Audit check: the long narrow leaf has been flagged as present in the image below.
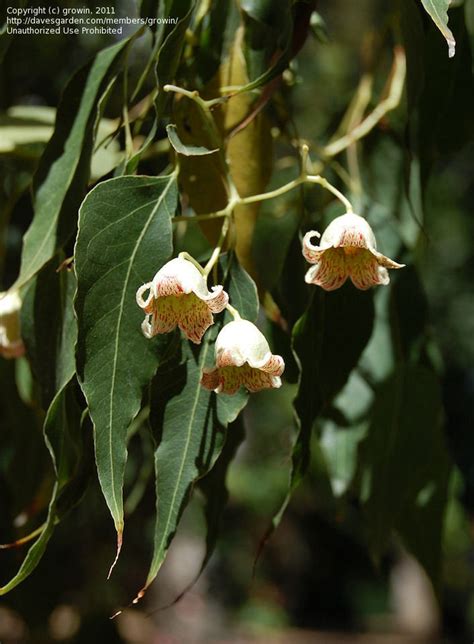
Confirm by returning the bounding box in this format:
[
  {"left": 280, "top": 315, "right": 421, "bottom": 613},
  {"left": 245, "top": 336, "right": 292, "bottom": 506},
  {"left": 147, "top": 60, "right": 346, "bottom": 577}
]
[{"left": 75, "top": 174, "right": 177, "bottom": 567}]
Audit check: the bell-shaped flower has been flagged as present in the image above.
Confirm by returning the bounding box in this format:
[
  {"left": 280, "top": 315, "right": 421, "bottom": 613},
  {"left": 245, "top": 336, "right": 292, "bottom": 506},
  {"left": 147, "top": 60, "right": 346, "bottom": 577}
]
[
  {"left": 136, "top": 256, "right": 228, "bottom": 344},
  {"left": 201, "top": 319, "right": 285, "bottom": 395},
  {"left": 0, "top": 290, "right": 25, "bottom": 359},
  {"left": 302, "top": 213, "right": 404, "bottom": 291}
]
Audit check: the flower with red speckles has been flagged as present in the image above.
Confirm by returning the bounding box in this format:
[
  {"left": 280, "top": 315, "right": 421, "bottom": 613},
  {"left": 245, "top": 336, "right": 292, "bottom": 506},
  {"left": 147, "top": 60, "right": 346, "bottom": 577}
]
[
  {"left": 136, "top": 256, "right": 228, "bottom": 344},
  {"left": 0, "top": 290, "right": 25, "bottom": 359},
  {"left": 201, "top": 319, "right": 285, "bottom": 395},
  {"left": 302, "top": 213, "right": 404, "bottom": 291}
]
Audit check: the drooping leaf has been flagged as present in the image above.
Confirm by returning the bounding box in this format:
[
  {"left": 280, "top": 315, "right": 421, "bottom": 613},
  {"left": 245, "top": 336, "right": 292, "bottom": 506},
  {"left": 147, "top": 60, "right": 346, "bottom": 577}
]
[
  {"left": 241, "top": 0, "right": 292, "bottom": 81},
  {"left": 133, "top": 0, "right": 194, "bottom": 102},
  {"left": 221, "top": 252, "right": 259, "bottom": 324},
  {"left": 0, "top": 485, "right": 57, "bottom": 596},
  {"left": 253, "top": 200, "right": 300, "bottom": 291},
  {"left": 320, "top": 370, "right": 374, "bottom": 497},
  {"left": 227, "top": 0, "right": 314, "bottom": 96},
  {"left": 134, "top": 256, "right": 258, "bottom": 602},
  {"left": 118, "top": 116, "right": 158, "bottom": 176},
  {"left": 0, "top": 360, "right": 48, "bottom": 519},
  {"left": 195, "top": 0, "right": 234, "bottom": 85},
  {"left": 14, "top": 35, "right": 135, "bottom": 291},
  {"left": 75, "top": 174, "right": 177, "bottom": 555},
  {"left": 198, "top": 415, "right": 246, "bottom": 573},
  {"left": 358, "top": 365, "right": 451, "bottom": 589},
  {"left": 0, "top": 378, "right": 83, "bottom": 595},
  {"left": 166, "top": 124, "right": 218, "bottom": 156},
  {"left": 21, "top": 259, "right": 77, "bottom": 409},
  {"left": 418, "top": 7, "right": 474, "bottom": 184},
  {"left": 420, "top": 0, "right": 456, "bottom": 58},
  {"left": 272, "top": 284, "right": 374, "bottom": 530},
  {"left": 154, "top": 1, "right": 195, "bottom": 115},
  {"left": 159, "top": 414, "right": 246, "bottom": 609}
]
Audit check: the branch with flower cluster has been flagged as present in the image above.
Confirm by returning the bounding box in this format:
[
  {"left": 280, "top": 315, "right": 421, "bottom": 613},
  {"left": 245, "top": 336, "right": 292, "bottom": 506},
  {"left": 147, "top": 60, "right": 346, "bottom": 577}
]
[{"left": 134, "top": 51, "right": 407, "bottom": 397}]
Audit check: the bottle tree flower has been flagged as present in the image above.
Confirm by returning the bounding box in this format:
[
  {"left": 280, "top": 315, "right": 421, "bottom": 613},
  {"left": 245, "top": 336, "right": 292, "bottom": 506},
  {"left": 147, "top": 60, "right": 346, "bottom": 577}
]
[
  {"left": 302, "top": 213, "right": 404, "bottom": 291},
  {"left": 201, "top": 319, "right": 285, "bottom": 395},
  {"left": 136, "top": 256, "right": 228, "bottom": 344},
  {"left": 0, "top": 290, "right": 25, "bottom": 359}
]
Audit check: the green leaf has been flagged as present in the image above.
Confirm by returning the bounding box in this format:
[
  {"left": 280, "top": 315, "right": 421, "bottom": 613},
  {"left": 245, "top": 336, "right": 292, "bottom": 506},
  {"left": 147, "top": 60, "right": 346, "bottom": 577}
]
[
  {"left": 253, "top": 206, "right": 300, "bottom": 291},
  {"left": 420, "top": 0, "right": 456, "bottom": 57},
  {"left": 14, "top": 36, "right": 134, "bottom": 291},
  {"left": 198, "top": 415, "right": 246, "bottom": 573},
  {"left": 118, "top": 116, "right": 158, "bottom": 176},
  {"left": 166, "top": 124, "right": 218, "bottom": 156},
  {"left": 133, "top": 0, "right": 194, "bottom": 102},
  {"left": 0, "top": 379, "right": 83, "bottom": 595},
  {"left": 0, "top": 360, "right": 48, "bottom": 518},
  {"left": 231, "top": 0, "right": 313, "bottom": 96},
  {"left": 359, "top": 365, "right": 451, "bottom": 588},
  {"left": 0, "top": 485, "right": 57, "bottom": 596},
  {"left": 272, "top": 285, "right": 374, "bottom": 529},
  {"left": 320, "top": 371, "right": 374, "bottom": 497},
  {"left": 141, "top": 338, "right": 223, "bottom": 598},
  {"left": 135, "top": 257, "right": 258, "bottom": 601},
  {"left": 21, "top": 260, "right": 77, "bottom": 409},
  {"left": 160, "top": 415, "right": 246, "bottom": 609},
  {"left": 195, "top": 0, "right": 233, "bottom": 85},
  {"left": 74, "top": 174, "right": 177, "bottom": 556},
  {"left": 221, "top": 252, "right": 259, "bottom": 324},
  {"left": 155, "top": 1, "right": 195, "bottom": 114},
  {"left": 418, "top": 7, "right": 474, "bottom": 183},
  {"left": 241, "top": 0, "right": 292, "bottom": 81}
]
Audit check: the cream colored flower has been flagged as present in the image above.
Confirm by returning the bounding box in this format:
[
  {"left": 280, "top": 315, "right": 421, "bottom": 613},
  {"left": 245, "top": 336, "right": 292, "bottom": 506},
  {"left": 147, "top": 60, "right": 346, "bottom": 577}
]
[
  {"left": 136, "top": 256, "right": 228, "bottom": 344},
  {"left": 201, "top": 319, "right": 285, "bottom": 395},
  {"left": 302, "top": 213, "right": 404, "bottom": 291},
  {"left": 0, "top": 290, "right": 25, "bottom": 359}
]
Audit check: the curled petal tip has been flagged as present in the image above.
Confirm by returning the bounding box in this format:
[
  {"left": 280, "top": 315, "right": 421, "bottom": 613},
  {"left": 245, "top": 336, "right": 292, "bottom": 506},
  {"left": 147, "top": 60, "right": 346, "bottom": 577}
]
[
  {"left": 136, "top": 256, "right": 228, "bottom": 343},
  {"left": 202, "top": 320, "right": 285, "bottom": 395},
  {"left": 302, "top": 214, "right": 404, "bottom": 291}
]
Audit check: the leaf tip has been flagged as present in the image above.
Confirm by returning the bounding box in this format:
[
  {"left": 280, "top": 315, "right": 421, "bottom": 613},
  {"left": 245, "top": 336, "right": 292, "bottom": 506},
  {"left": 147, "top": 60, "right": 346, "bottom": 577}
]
[
  {"left": 448, "top": 38, "right": 456, "bottom": 58},
  {"left": 107, "top": 530, "right": 123, "bottom": 580},
  {"left": 132, "top": 588, "right": 146, "bottom": 604}
]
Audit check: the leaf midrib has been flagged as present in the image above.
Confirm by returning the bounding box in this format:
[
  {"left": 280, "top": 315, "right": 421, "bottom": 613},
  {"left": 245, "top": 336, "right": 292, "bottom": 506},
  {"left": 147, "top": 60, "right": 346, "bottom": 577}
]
[
  {"left": 103, "top": 176, "right": 174, "bottom": 525},
  {"left": 149, "top": 341, "right": 211, "bottom": 581}
]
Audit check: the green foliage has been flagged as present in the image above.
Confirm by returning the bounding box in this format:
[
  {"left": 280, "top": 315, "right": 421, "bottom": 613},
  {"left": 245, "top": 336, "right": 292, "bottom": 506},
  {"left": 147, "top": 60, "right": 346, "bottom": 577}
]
[
  {"left": 75, "top": 175, "right": 177, "bottom": 543},
  {"left": 0, "top": 1, "right": 471, "bottom": 633},
  {"left": 15, "top": 36, "right": 135, "bottom": 290}
]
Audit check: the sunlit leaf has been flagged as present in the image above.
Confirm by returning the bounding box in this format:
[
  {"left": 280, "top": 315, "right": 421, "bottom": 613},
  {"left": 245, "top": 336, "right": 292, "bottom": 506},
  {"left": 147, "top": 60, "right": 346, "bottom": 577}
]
[{"left": 75, "top": 174, "right": 177, "bottom": 558}]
